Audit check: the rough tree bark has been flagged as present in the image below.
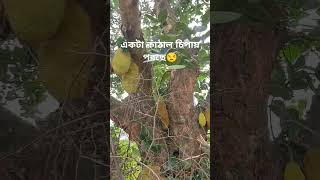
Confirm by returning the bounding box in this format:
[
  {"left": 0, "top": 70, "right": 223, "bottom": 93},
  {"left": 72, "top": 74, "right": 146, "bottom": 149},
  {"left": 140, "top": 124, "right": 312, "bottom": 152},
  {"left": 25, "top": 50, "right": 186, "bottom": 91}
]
[{"left": 212, "top": 19, "right": 285, "bottom": 180}]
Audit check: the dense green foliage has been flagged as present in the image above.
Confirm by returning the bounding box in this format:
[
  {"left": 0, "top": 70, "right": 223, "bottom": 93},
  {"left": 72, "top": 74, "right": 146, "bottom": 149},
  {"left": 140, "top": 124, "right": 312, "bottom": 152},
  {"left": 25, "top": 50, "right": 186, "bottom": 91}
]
[{"left": 0, "top": 35, "right": 45, "bottom": 116}]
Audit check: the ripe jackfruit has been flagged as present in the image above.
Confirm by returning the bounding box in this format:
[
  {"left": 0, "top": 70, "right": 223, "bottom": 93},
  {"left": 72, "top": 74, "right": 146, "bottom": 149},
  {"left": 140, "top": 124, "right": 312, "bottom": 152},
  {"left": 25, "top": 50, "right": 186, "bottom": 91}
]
[
  {"left": 304, "top": 148, "right": 320, "bottom": 180},
  {"left": 37, "top": 1, "right": 92, "bottom": 101},
  {"left": 3, "top": 0, "right": 65, "bottom": 43},
  {"left": 204, "top": 108, "right": 210, "bottom": 128},
  {"left": 111, "top": 48, "right": 132, "bottom": 75},
  {"left": 198, "top": 112, "right": 206, "bottom": 127},
  {"left": 284, "top": 161, "right": 305, "bottom": 180},
  {"left": 121, "top": 62, "right": 139, "bottom": 93},
  {"left": 157, "top": 97, "right": 169, "bottom": 129}
]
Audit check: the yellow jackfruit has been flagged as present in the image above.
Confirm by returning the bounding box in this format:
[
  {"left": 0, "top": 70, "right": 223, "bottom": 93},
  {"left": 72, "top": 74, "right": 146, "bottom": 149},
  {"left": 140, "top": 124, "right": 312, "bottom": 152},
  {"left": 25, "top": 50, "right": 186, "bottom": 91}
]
[
  {"left": 3, "top": 0, "right": 65, "bottom": 43},
  {"left": 157, "top": 97, "right": 169, "bottom": 129},
  {"left": 198, "top": 112, "right": 206, "bottom": 127},
  {"left": 37, "top": 1, "right": 92, "bottom": 101},
  {"left": 111, "top": 48, "right": 132, "bottom": 75},
  {"left": 204, "top": 108, "right": 210, "bottom": 128},
  {"left": 121, "top": 62, "right": 139, "bottom": 93},
  {"left": 304, "top": 148, "right": 320, "bottom": 180},
  {"left": 284, "top": 161, "right": 305, "bottom": 180}
]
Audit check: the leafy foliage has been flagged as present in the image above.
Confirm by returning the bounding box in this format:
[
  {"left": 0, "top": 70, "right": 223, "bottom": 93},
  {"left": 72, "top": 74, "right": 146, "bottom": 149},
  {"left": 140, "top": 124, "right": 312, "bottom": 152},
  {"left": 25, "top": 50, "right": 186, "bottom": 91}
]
[
  {"left": 111, "top": 124, "right": 141, "bottom": 179},
  {"left": 264, "top": 1, "right": 320, "bottom": 175},
  {"left": 0, "top": 36, "right": 46, "bottom": 116}
]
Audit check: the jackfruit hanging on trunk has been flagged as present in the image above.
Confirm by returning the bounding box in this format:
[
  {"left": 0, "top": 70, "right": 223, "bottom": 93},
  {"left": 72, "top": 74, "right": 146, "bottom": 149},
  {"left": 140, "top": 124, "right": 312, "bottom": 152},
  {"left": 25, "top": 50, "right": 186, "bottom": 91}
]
[
  {"left": 37, "top": 0, "right": 92, "bottom": 101},
  {"left": 3, "top": 0, "right": 65, "bottom": 43}
]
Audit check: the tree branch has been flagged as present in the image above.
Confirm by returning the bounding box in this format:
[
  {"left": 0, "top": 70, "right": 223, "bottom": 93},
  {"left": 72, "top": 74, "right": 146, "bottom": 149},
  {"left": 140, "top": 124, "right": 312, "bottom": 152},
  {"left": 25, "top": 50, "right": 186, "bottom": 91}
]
[
  {"left": 118, "top": 0, "right": 152, "bottom": 96},
  {"left": 110, "top": 95, "right": 154, "bottom": 141},
  {"left": 167, "top": 65, "right": 203, "bottom": 158}
]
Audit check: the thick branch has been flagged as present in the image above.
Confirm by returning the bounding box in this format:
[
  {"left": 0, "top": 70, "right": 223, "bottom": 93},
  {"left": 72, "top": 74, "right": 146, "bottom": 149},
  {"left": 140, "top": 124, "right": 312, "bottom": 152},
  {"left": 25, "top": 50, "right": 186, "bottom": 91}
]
[
  {"left": 110, "top": 96, "right": 145, "bottom": 140},
  {"left": 110, "top": 96, "right": 135, "bottom": 135},
  {"left": 167, "top": 66, "right": 203, "bottom": 158}
]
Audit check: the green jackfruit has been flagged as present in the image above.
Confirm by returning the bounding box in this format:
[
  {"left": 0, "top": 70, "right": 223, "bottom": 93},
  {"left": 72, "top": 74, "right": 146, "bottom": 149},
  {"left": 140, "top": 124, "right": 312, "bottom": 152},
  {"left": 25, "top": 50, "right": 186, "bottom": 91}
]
[
  {"left": 37, "top": 1, "right": 92, "bottom": 101},
  {"left": 121, "top": 62, "right": 139, "bottom": 94},
  {"left": 284, "top": 161, "right": 305, "bottom": 180},
  {"left": 304, "top": 148, "right": 320, "bottom": 180},
  {"left": 198, "top": 112, "right": 206, "bottom": 127},
  {"left": 3, "top": 0, "right": 65, "bottom": 43},
  {"left": 111, "top": 48, "right": 132, "bottom": 75}
]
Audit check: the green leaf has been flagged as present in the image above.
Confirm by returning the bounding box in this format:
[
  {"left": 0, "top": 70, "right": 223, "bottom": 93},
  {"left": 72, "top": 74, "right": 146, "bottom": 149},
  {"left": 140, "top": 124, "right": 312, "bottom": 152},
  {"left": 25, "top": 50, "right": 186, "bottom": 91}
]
[
  {"left": 293, "top": 56, "right": 305, "bottom": 69},
  {"left": 175, "top": 22, "right": 193, "bottom": 37},
  {"left": 115, "top": 37, "right": 126, "bottom": 49},
  {"left": 289, "top": 70, "right": 309, "bottom": 90},
  {"left": 112, "top": 0, "right": 119, "bottom": 8},
  {"left": 179, "top": 48, "right": 192, "bottom": 58},
  {"left": 159, "top": 71, "right": 170, "bottom": 87},
  {"left": 297, "top": 100, "right": 306, "bottom": 111},
  {"left": 158, "top": 9, "right": 168, "bottom": 24},
  {"left": 212, "top": 11, "right": 242, "bottom": 24},
  {"left": 198, "top": 72, "right": 207, "bottom": 81},
  {"left": 270, "top": 84, "right": 293, "bottom": 100},
  {"left": 202, "top": 9, "right": 210, "bottom": 25},
  {"left": 150, "top": 144, "right": 161, "bottom": 154},
  {"left": 280, "top": 43, "right": 304, "bottom": 63},
  {"left": 271, "top": 63, "right": 286, "bottom": 85},
  {"left": 286, "top": 124, "right": 301, "bottom": 141},
  {"left": 270, "top": 100, "right": 286, "bottom": 118},
  {"left": 290, "top": 79, "right": 308, "bottom": 90},
  {"left": 160, "top": 34, "right": 178, "bottom": 42},
  {"left": 166, "top": 65, "right": 186, "bottom": 70},
  {"left": 145, "top": 14, "right": 158, "bottom": 23},
  {"left": 297, "top": 99, "right": 306, "bottom": 118},
  {"left": 287, "top": 107, "right": 300, "bottom": 122},
  {"left": 198, "top": 48, "right": 209, "bottom": 64}
]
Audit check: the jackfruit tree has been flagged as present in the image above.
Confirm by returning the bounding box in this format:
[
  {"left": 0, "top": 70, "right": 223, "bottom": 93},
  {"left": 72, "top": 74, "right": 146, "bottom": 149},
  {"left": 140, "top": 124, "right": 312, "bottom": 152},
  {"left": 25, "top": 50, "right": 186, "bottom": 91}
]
[{"left": 110, "top": 0, "right": 210, "bottom": 179}]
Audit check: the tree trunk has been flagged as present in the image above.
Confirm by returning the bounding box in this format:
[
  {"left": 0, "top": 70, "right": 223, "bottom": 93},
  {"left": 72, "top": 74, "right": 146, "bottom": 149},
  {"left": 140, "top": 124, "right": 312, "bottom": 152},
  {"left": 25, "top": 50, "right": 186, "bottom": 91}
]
[{"left": 213, "top": 23, "right": 284, "bottom": 179}]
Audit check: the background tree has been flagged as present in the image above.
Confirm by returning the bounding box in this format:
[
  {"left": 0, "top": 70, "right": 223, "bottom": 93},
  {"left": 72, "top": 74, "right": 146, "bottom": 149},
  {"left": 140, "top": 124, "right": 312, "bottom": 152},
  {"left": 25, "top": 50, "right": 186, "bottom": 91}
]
[
  {"left": 0, "top": 0, "right": 107, "bottom": 179},
  {"left": 213, "top": 0, "right": 320, "bottom": 179}
]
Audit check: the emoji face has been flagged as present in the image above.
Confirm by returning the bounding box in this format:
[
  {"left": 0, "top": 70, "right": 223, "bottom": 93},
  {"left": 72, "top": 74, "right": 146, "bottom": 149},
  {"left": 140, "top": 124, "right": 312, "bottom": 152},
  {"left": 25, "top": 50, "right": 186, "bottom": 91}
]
[{"left": 166, "top": 52, "right": 177, "bottom": 63}]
